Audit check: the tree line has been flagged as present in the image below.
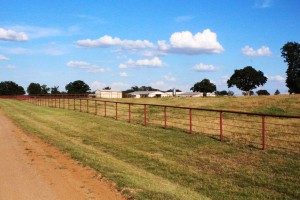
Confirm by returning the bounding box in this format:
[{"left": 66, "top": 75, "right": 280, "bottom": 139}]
[{"left": 1, "top": 42, "right": 299, "bottom": 96}]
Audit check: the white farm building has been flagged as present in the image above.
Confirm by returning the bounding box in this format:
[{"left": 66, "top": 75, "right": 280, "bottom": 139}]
[
  {"left": 128, "top": 91, "right": 169, "bottom": 98},
  {"left": 95, "top": 90, "right": 122, "bottom": 98}
]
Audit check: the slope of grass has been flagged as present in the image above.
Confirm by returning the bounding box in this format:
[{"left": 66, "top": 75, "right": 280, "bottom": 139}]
[{"left": 0, "top": 99, "right": 299, "bottom": 199}]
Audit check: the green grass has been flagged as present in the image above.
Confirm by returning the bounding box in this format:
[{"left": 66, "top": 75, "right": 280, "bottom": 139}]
[{"left": 0, "top": 99, "right": 299, "bottom": 199}]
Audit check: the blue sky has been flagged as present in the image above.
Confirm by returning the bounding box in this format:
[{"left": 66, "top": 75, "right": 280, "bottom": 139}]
[{"left": 0, "top": 0, "right": 299, "bottom": 94}]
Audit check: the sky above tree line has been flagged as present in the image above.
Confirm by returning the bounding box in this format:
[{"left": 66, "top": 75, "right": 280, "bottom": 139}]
[{"left": 0, "top": 0, "right": 299, "bottom": 94}]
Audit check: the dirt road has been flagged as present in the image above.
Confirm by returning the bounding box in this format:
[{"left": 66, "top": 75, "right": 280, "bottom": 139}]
[{"left": 0, "top": 111, "right": 125, "bottom": 200}]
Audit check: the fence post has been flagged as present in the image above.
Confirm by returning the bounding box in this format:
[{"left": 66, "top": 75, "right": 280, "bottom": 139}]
[
  {"left": 144, "top": 104, "right": 147, "bottom": 126},
  {"left": 87, "top": 99, "right": 89, "bottom": 113},
  {"left": 262, "top": 115, "right": 266, "bottom": 150},
  {"left": 55, "top": 97, "right": 57, "bottom": 108},
  {"left": 164, "top": 106, "right": 167, "bottom": 128},
  {"left": 189, "top": 109, "right": 192, "bottom": 134},
  {"left": 80, "top": 99, "right": 82, "bottom": 112},
  {"left": 116, "top": 102, "right": 118, "bottom": 120},
  {"left": 104, "top": 101, "right": 106, "bottom": 117},
  {"left": 95, "top": 100, "right": 97, "bottom": 115},
  {"left": 128, "top": 104, "right": 131, "bottom": 123},
  {"left": 58, "top": 97, "right": 60, "bottom": 108},
  {"left": 68, "top": 98, "right": 70, "bottom": 110},
  {"left": 63, "top": 97, "right": 65, "bottom": 109},
  {"left": 220, "top": 111, "right": 223, "bottom": 142}
]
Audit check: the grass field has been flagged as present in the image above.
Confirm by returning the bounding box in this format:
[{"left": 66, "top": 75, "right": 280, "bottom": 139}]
[{"left": 0, "top": 97, "right": 300, "bottom": 199}]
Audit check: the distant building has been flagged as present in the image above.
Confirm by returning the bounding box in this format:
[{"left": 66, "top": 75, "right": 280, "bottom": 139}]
[
  {"left": 176, "top": 92, "right": 216, "bottom": 97},
  {"left": 95, "top": 90, "right": 122, "bottom": 98},
  {"left": 128, "top": 91, "right": 170, "bottom": 98}
]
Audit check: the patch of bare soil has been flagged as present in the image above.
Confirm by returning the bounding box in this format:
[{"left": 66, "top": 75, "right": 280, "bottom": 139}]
[{"left": 0, "top": 111, "right": 125, "bottom": 200}]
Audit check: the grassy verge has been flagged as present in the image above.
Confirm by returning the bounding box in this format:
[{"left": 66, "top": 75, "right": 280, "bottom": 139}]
[{"left": 0, "top": 99, "right": 299, "bottom": 199}]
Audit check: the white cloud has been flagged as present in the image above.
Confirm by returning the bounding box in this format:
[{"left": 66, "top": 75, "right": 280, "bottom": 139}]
[
  {"left": 163, "top": 75, "right": 176, "bottom": 82},
  {"left": 192, "top": 63, "right": 219, "bottom": 72},
  {"left": 76, "top": 35, "right": 154, "bottom": 49},
  {"left": 0, "top": 65, "right": 16, "bottom": 69},
  {"left": 242, "top": 45, "right": 272, "bottom": 57},
  {"left": 175, "top": 15, "right": 195, "bottom": 22},
  {"left": 66, "top": 61, "right": 107, "bottom": 73},
  {"left": 6, "top": 25, "right": 63, "bottom": 39},
  {"left": 158, "top": 29, "right": 224, "bottom": 54},
  {"left": 120, "top": 72, "right": 128, "bottom": 77},
  {"left": 0, "top": 55, "right": 9, "bottom": 61},
  {"left": 91, "top": 81, "right": 106, "bottom": 90},
  {"left": 111, "top": 82, "right": 129, "bottom": 90},
  {"left": 119, "top": 57, "right": 165, "bottom": 68},
  {"left": 0, "top": 28, "right": 28, "bottom": 41},
  {"left": 255, "top": 0, "right": 272, "bottom": 8},
  {"left": 268, "top": 75, "right": 285, "bottom": 82}
]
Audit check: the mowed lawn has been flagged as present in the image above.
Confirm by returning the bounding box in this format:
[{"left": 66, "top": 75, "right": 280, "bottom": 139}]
[{"left": 0, "top": 98, "right": 299, "bottom": 199}]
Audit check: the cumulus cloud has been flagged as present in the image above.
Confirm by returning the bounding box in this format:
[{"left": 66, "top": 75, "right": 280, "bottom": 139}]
[
  {"left": 120, "top": 72, "right": 128, "bottom": 77},
  {"left": 0, "top": 28, "right": 28, "bottom": 41},
  {"left": 163, "top": 75, "right": 176, "bottom": 81},
  {"left": 158, "top": 29, "right": 224, "bottom": 54},
  {"left": 242, "top": 45, "right": 272, "bottom": 57},
  {"left": 119, "top": 57, "right": 165, "bottom": 68},
  {"left": 268, "top": 75, "right": 285, "bottom": 82},
  {"left": 175, "top": 15, "right": 195, "bottom": 22},
  {"left": 255, "top": 0, "right": 272, "bottom": 8},
  {"left": 91, "top": 81, "right": 107, "bottom": 90},
  {"left": 0, "top": 65, "right": 16, "bottom": 69},
  {"left": 192, "top": 63, "right": 219, "bottom": 72},
  {"left": 76, "top": 35, "right": 154, "bottom": 49},
  {"left": 0, "top": 55, "right": 9, "bottom": 61},
  {"left": 66, "top": 61, "right": 107, "bottom": 73}
]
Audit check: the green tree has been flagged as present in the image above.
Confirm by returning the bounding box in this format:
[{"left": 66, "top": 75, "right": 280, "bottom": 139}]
[
  {"left": 274, "top": 89, "right": 280, "bottom": 95},
  {"left": 216, "top": 90, "right": 228, "bottom": 96},
  {"left": 103, "top": 86, "right": 111, "bottom": 90},
  {"left": 51, "top": 86, "right": 60, "bottom": 94},
  {"left": 227, "top": 66, "right": 267, "bottom": 96},
  {"left": 65, "top": 80, "right": 90, "bottom": 94},
  {"left": 281, "top": 42, "right": 300, "bottom": 94},
  {"left": 0, "top": 81, "right": 25, "bottom": 95},
  {"left": 190, "top": 78, "right": 216, "bottom": 96},
  {"left": 41, "top": 84, "right": 50, "bottom": 94},
  {"left": 256, "top": 90, "right": 270, "bottom": 96},
  {"left": 27, "top": 83, "right": 42, "bottom": 95}
]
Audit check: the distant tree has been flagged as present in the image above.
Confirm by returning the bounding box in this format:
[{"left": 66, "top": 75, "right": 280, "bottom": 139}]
[
  {"left": 216, "top": 90, "right": 228, "bottom": 96},
  {"left": 274, "top": 89, "right": 280, "bottom": 95},
  {"left": 103, "top": 86, "right": 111, "bottom": 90},
  {"left": 242, "top": 91, "right": 254, "bottom": 96},
  {"left": 227, "top": 66, "right": 267, "bottom": 96},
  {"left": 51, "top": 86, "right": 60, "bottom": 94},
  {"left": 41, "top": 84, "right": 50, "bottom": 94},
  {"left": 281, "top": 42, "right": 300, "bottom": 94},
  {"left": 190, "top": 79, "right": 216, "bottom": 96},
  {"left": 257, "top": 90, "right": 270, "bottom": 96},
  {"left": 27, "top": 83, "right": 42, "bottom": 95},
  {"left": 65, "top": 80, "right": 90, "bottom": 94},
  {"left": 123, "top": 86, "right": 158, "bottom": 93},
  {"left": 0, "top": 81, "right": 25, "bottom": 95},
  {"left": 228, "top": 90, "right": 234, "bottom": 96},
  {"left": 166, "top": 89, "right": 182, "bottom": 92}
]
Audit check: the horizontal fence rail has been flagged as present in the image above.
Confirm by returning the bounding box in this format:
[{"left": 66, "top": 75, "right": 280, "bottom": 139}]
[{"left": 2, "top": 95, "right": 300, "bottom": 153}]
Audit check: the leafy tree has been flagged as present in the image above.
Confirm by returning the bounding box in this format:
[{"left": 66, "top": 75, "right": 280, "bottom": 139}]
[
  {"left": 0, "top": 81, "right": 25, "bottom": 95},
  {"left": 257, "top": 90, "right": 270, "bottom": 96},
  {"left": 227, "top": 66, "right": 267, "bottom": 96},
  {"left": 166, "top": 89, "right": 182, "bottom": 92},
  {"left": 103, "top": 86, "right": 111, "bottom": 90},
  {"left": 65, "top": 80, "right": 90, "bottom": 94},
  {"left": 27, "top": 83, "right": 42, "bottom": 95},
  {"left": 51, "top": 86, "right": 60, "bottom": 94},
  {"left": 41, "top": 84, "right": 50, "bottom": 94},
  {"left": 281, "top": 42, "right": 300, "bottom": 94},
  {"left": 274, "top": 89, "right": 280, "bottom": 95},
  {"left": 190, "top": 79, "right": 216, "bottom": 96},
  {"left": 123, "top": 86, "right": 158, "bottom": 93},
  {"left": 216, "top": 90, "right": 228, "bottom": 96},
  {"left": 242, "top": 91, "right": 254, "bottom": 96},
  {"left": 228, "top": 90, "right": 234, "bottom": 96}
]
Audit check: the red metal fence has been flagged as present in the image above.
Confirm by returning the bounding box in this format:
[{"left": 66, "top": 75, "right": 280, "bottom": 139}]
[{"left": 2, "top": 95, "right": 300, "bottom": 153}]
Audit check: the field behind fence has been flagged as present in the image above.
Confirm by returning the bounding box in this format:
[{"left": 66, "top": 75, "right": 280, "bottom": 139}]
[{"left": 22, "top": 95, "right": 300, "bottom": 153}]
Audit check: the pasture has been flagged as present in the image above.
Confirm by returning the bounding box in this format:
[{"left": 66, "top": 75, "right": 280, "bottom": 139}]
[{"left": 0, "top": 95, "right": 299, "bottom": 199}]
